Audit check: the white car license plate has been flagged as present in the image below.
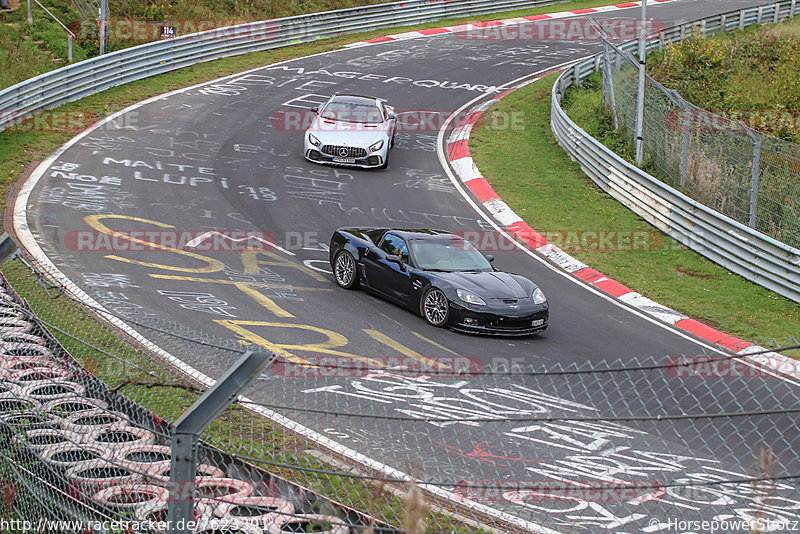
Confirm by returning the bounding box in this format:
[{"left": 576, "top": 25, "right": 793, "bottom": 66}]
[
  {"left": 333, "top": 157, "right": 356, "bottom": 163},
  {"left": 531, "top": 319, "right": 545, "bottom": 327}
]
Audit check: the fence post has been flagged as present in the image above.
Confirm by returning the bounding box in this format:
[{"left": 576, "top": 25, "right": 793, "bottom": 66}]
[
  {"left": 675, "top": 92, "right": 691, "bottom": 191},
  {"left": 603, "top": 43, "right": 619, "bottom": 130},
  {"left": 758, "top": 5, "right": 764, "bottom": 24},
  {"left": 67, "top": 34, "right": 73, "bottom": 62},
  {"left": 792, "top": 0, "right": 797, "bottom": 17},
  {"left": 741, "top": 124, "right": 762, "bottom": 229},
  {"left": 27, "top": 0, "right": 32, "bottom": 23},
  {"left": 167, "top": 351, "right": 272, "bottom": 533},
  {"left": 720, "top": 14, "right": 727, "bottom": 31},
  {"left": 740, "top": 9, "right": 746, "bottom": 29},
  {"left": 774, "top": 2, "right": 781, "bottom": 23}
]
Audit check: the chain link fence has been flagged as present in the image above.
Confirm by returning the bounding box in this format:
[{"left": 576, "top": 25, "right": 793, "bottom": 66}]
[
  {"left": 1, "top": 246, "right": 800, "bottom": 533},
  {"left": 601, "top": 39, "right": 800, "bottom": 249}
]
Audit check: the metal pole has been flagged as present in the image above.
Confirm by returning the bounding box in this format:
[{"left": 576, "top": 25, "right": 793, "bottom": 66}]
[
  {"left": 742, "top": 124, "right": 762, "bottom": 229},
  {"left": 0, "top": 233, "right": 18, "bottom": 264},
  {"left": 604, "top": 43, "right": 619, "bottom": 130},
  {"left": 27, "top": 0, "right": 32, "bottom": 23},
  {"left": 634, "top": 0, "right": 647, "bottom": 166},
  {"left": 677, "top": 92, "right": 691, "bottom": 191},
  {"left": 167, "top": 351, "right": 272, "bottom": 532},
  {"left": 67, "top": 34, "right": 73, "bottom": 62},
  {"left": 99, "top": 0, "right": 107, "bottom": 55}
]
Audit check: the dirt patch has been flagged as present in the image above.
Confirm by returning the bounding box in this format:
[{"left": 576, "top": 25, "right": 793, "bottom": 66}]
[
  {"left": 1, "top": 0, "right": 20, "bottom": 11},
  {"left": 675, "top": 267, "right": 719, "bottom": 280}
]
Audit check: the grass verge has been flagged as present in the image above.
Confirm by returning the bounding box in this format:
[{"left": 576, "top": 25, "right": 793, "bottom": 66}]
[{"left": 469, "top": 72, "right": 800, "bottom": 351}]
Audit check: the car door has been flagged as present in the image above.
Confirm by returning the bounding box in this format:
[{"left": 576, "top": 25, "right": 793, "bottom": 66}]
[{"left": 362, "top": 233, "right": 413, "bottom": 305}]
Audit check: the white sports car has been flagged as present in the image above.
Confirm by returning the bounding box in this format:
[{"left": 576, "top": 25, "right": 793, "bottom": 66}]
[{"left": 304, "top": 94, "right": 396, "bottom": 169}]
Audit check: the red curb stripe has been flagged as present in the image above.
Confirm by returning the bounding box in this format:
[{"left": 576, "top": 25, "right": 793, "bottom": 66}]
[
  {"left": 572, "top": 267, "right": 633, "bottom": 297},
  {"left": 459, "top": 111, "right": 484, "bottom": 127},
  {"left": 494, "top": 88, "right": 517, "bottom": 100},
  {"left": 470, "top": 20, "right": 504, "bottom": 27},
  {"left": 447, "top": 140, "right": 471, "bottom": 161},
  {"left": 417, "top": 28, "right": 451, "bottom": 35},
  {"left": 675, "top": 319, "right": 754, "bottom": 351},
  {"left": 467, "top": 178, "right": 500, "bottom": 203},
  {"left": 571, "top": 8, "right": 598, "bottom": 14},
  {"left": 365, "top": 36, "right": 395, "bottom": 43},
  {"left": 508, "top": 221, "right": 549, "bottom": 249},
  {"left": 524, "top": 14, "right": 553, "bottom": 20},
  {"left": 614, "top": 2, "right": 639, "bottom": 7}
]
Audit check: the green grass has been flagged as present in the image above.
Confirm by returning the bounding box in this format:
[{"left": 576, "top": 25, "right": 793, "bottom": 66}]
[{"left": 469, "top": 73, "right": 800, "bottom": 351}]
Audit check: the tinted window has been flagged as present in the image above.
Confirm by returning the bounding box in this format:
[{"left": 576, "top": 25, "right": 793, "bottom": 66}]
[
  {"left": 321, "top": 100, "right": 383, "bottom": 123},
  {"left": 409, "top": 238, "right": 491, "bottom": 272},
  {"left": 380, "top": 234, "right": 409, "bottom": 263}
]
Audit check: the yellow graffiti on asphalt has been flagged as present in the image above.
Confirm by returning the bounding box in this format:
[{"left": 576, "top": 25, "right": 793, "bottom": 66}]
[
  {"left": 214, "top": 320, "right": 387, "bottom": 367},
  {"left": 364, "top": 329, "right": 449, "bottom": 369},
  {"left": 242, "top": 250, "right": 326, "bottom": 282},
  {"left": 83, "top": 214, "right": 225, "bottom": 273}
]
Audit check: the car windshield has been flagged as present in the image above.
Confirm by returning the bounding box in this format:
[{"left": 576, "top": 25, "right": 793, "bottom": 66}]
[
  {"left": 410, "top": 238, "right": 492, "bottom": 272},
  {"left": 321, "top": 100, "right": 383, "bottom": 124}
]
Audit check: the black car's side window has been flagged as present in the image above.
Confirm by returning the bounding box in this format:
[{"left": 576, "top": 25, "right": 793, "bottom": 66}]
[{"left": 380, "top": 234, "right": 409, "bottom": 263}]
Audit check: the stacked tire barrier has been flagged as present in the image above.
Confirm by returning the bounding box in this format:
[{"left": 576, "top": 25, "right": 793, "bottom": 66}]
[
  {"left": 550, "top": 0, "right": 800, "bottom": 303},
  {"left": 0, "top": 268, "right": 388, "bottom": 533}
]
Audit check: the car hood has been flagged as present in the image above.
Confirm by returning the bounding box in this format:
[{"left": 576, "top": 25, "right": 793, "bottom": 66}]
[
  {"left": 307, "top": 116, "right": 387, "bottom": 147},
  {"left": 435, "top": 271, "right": 532, "bottom": 299}
]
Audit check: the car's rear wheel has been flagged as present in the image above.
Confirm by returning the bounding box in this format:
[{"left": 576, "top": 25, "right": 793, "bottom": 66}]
[
  {"left": 422, "top": 288, "right": 449, "bottom": 327},
  {"left": 333, "top": 250, "right": 359, "bottom": 289}
]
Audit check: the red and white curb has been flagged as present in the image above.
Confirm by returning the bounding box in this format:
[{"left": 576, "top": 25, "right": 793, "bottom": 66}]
[
  {"left": 444, "top": 74, "right": 800, "bottom": 379},
  {"left": 344, "top": 0, "right": 679, "bottom": 48}
]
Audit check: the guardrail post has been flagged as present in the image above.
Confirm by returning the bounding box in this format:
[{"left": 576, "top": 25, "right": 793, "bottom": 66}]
[
  {"left": 758, "top": 5, "right": 764, "bottom": 23},
  {"left": 774, "top": 2, "right": 781, "bottom": 23},
  {"left": 720, "top": 14, "right": 727, "bottom": 30},
  {"left": 0, "top": 233, "right": 18, "bottom": 264},
  {"left": 167, "top": 351, "right": 272, "bottom": 532},
  {"left": 741, "top": 124, "right": 762, "bottom": 229},
  {"left": 740, "top": 10, "right": 746, "bottom": 29},
  {"left": 792, "top": 0, "right": 797, "bottom": 17}
]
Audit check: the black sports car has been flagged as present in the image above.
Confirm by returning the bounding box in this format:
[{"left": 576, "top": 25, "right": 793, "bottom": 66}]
[{"left": 329, "top": 228, "right": 548, "bottom": 336}]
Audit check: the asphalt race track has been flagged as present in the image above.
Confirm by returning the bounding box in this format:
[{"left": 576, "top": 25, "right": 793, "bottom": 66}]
[{"left": 18, "top": 0, "right": 800, "bottom": 531}]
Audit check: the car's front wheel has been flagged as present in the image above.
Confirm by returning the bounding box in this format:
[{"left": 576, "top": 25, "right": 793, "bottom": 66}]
[
  {"left": 422, "top": 287, "right": 449, "bottom": 327},
  {"left": 333, "top": 250, "right": 359, "bottom": 289}
]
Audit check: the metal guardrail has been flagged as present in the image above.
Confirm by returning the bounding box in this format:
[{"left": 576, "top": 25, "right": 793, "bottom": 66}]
[
  {"left": 1, "top": 0, "right": 572, "bottom": 131},
  {"left": 551, "top": 0, "right": 800, "bottom": 303}
]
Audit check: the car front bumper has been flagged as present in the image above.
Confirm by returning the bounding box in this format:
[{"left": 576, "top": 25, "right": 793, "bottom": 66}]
[{"left": 447, "top": 301, "right": 549, "bottom": 336}]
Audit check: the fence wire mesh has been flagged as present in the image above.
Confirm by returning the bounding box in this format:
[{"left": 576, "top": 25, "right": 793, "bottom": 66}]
[
  {"left": 601, "top": 39, "right": 800, "bottom": 249},
  {"left": 2, "top": 249, "right": 800, "bottom": 533}
]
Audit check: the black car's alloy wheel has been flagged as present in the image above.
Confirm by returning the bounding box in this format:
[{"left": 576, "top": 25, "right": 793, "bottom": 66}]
[
  {"left": 333, "top": 250, "right": 359, "bottom": 289},
  {"left": 422, "top": 288, "right": 449, "bottom": 327}
]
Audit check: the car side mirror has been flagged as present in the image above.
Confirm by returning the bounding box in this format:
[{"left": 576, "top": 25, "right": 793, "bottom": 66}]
[
  {"left": 386, "top": 254, "right": 407, "bottom": 271},
  {"left": 311, "top": 106, "right": 319, "bottom": 113},
  {"left": 387, "top": 111, "right": 396, "bottom": 120},
  {"left": 484, "top": 254, "right": 495, "bottom": 263}
]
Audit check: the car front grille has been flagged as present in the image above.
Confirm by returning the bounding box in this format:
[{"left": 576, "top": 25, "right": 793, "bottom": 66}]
[{"left": 321, "top": 145, "right": 367, "bottom": 158}]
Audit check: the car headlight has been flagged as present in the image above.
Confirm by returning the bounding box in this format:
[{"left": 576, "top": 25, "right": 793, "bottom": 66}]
[
  {"left": 532, "top": 287, "right": 546, "bottom": 304},
  {"left": 308, "top": 133, "right": 321, "bottom": 147},
  {"left": 369, "top": 140, "right": 384, "bottom": 152},
  {"left": 457, "top": 288, "right": 486, "bottom": 306}
]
